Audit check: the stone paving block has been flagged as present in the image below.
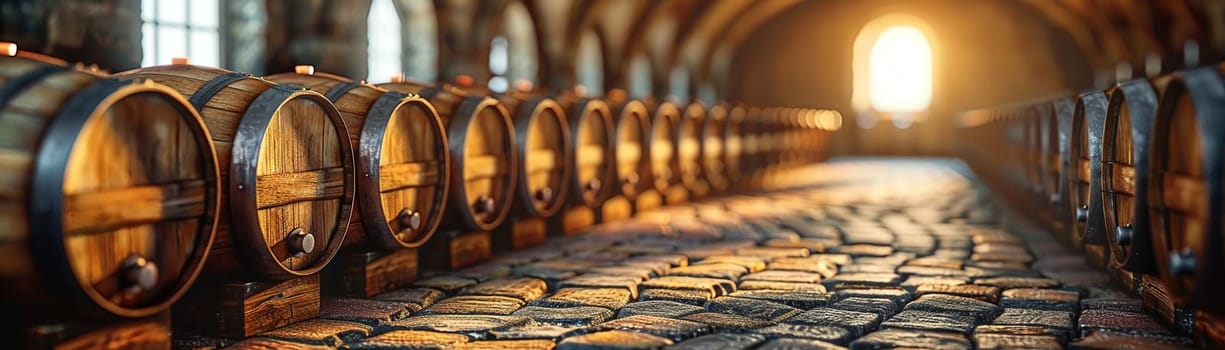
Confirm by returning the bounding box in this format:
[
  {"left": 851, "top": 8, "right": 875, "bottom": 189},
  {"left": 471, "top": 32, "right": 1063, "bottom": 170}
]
[
  {"left": 668, "top": 263, "right": 750, "bottom": 280},
  {"left": 536, "top": 288, "right": 632, "bottom": 310},
  {"left": 490, "top": 321, "right": 576, "bottom": 340},
  {"left": 741, "top": 270, "right": 825, "bottom": 284},
  {"left": 974, "top": 324, "right": 1069, "bottom": 344},
  {"left": 895, "top": 265, "right": 972, "bottom": 277},
  {"left": 735, "top": 247, "right": 811, "bottom": 260},
  {"left": 557, "top": 275, "right": 640, "bottom": 298},
  {"left": 1069, "top": 330, "right": 1194, "bottom": 350},
  {"left": 454, "top": 264, "right": 515, "bottom": 282},
  {"left": 834, "top": 244, "right": 895, "bottom": 257},
  {"left": 899, "top": 276, "right": 968, "bottom": 291},
  {"left": 584, "top": 315, "right": 712, "bottom": 342},
  {"left": 318, "top": 298, "right": 412, "bottom": 327},
  {"left": 640, "top": 276, "right": 736, "bottom": 295},
  {"left": 668, "top": 333, "right": 767, "bottom": 350},
  {"left": 904, "top": 294, "right": 1001, "bottom": 324},
  {"left": 1080, "top": 298, "right": 1146, "bottom": 313},
  {"left": 513, "top": 267, "right": 581, "bottom": 290},
  {"left": 639, "top": 287, "right": 715, "bottom": 305},
  {"left": 880, "top": 310, "right": 979, "bottom": 334},
  {"left": 914, "top": 283, "right": 1000, "bottom": 303},
  {"left": 259, "top": 319, "right": 372, "bottom": 347},
  {"left": 854, "top": 253, "right": 917, "bottom": 266},
  {"left": 392, "top": 314, "right": 529, "bottom": 339},
  {"left": 970, "top": 252, "right": 1035, "bottom": 264},
  {"left": 372, "top": 287, "right": 445, "bottom": 313},
  {"left": 727, "top": 289, "right": 834, "bottom": 310},
  {"left": 704, "top": 296, "right": 802, "bottom": 320},
  {"left": 586, "top": 266, "right": 656, "bottom": 282},
  {"left": 905, "top": 257, "right": 964, "bottom": 270},
  {"left": 991, "top": 308, "right": 1074, "bottom": 331},
  {"left": 850, "top": 328, "right": 971, "bottom": 350},
  {"left": 1000, "top": 288, "right": 1080, "bottom": 312},
  {"left": 345, "top": 330, "right": 470, "bottom": 349},
  {"left": 455, "top": 339, "right": 557, "bottom": 350},
  {"left": 568, "top": 250, "right": 633, "bottom": 263},
  {"left": 616, "top": 300, "right": 707, "bottom": 318},
  {"left": 626, "top": 253, "right": 689, "bottom": 268},
  {"left": 1078, "top": 309, "right": 1176, "bottom": 337},
  {"left": 460, "top": 277, "right": 549, "bottom": 301},
  {"left": 414, "top": 275, "right": 479, "bottom": 295},
  {"left": 788, "top": 306, "right": 882, "bottom": 336},
  {"left": 838, "top": 264, "right": 897, "bottom": 274},
  {"left": 681, "top": 312, "right": 772, "bottom": 331},
  {"left": 609, "top": 243, "right": 678, "bottom": 255},
  {"left": 512, "top": 306, "right": 615, "bottom": 327},
  {"left": 422, "top": 295, "right": 526, "bottom": 315},
  {"left": 755, "top": 337, "right": 847, "bottom": 350},
  {"left": 752, "top": 324, "right": 854, "bottom": 345},
  {"left": 830, "top": 297, "right": 899, "bottom": 320},
  {"left": 823, "top": 273, "right": 902, "bottom": 287},
  {"left": 555, "top": 330, "right": 673, "bottom": 349},
  {"left": 738, "top": 280, "right": 829, "bottom": 293},
  {"left": 974, "top": 276, "right": 1061, "bottom": 289},
  {"left": 225, "top": 337, "right": 333, "bottom": 349},
  {"left": 834, "top": 286, "right": 912, "bottom": 308},
  {"left": 762, "top": 238, "right": 829, "bottom": 253},
  {"left": 696, "top": 255, "right": 767, "bottom": 272}
]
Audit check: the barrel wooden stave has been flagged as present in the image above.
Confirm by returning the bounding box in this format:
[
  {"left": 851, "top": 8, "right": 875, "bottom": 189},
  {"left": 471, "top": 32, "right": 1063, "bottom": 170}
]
[
  {"left": 266, "top": 72, "right": 449, "bottom": 250},
  {"left": 118, "top": 65, "right": 355, "bottom": 279},
  {"left": 0, "top": 56, "right": 220, "bottom": 318}
]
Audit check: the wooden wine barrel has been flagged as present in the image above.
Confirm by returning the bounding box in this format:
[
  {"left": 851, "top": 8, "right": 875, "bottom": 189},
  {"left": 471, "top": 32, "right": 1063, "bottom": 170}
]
[
  {"left": 702, "top": 104, "right": 729, "bottom": 193},
  {"left": 118, "top": 63, "right": 356, "bottom": 279},
  {"left": 378, "top": 81, "right": 517, "bottom": 232},
  {"left": 1025, "top": 107, "right": 1045, "bottom": 195},
  {"left": 1037, "top": 103, "right": 1059, "bottom": 206},
  {"left": 1102, "top": 78, "right": 1165, "bottom": 273},
  {"left": 722, "top": 104, "right": 746, "bottom": 185},
  {"left": 678, "top": 102, "right": 704, "bottom": 193},
  {"left": 0, "top": 54, "right": 220, "bottom": 318},
  {"left": 265, "top": 67, "right": 450, "bottom": 250},
  {"left": 497, "top": 94, "right": 572, "bottom": 219},
  {"left": 1149, "top": 66, "right": 1225, "bottom": 310},
  {"left": 610, "top": 100, "right": 652, "bottom": 199},
  {"left": 1069, "top": 89, "right": 1110, "bottom": 246},
  {"left": 1049, "top": 97, "right": 1075, "bottom": 223},
  {"left": 556, "top": 97, "right": 616, "bottom": 208},
  {"left": 649, "top": 101, "right": 682, "bottom": 193}
]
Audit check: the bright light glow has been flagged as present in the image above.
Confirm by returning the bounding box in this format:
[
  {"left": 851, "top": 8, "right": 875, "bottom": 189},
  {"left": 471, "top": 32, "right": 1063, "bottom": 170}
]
[
  {"left": 867, "top": 26, "right": 931, "bottom": 113},
  {"left": 367, "top": 0, "right": 403, "bottom": 82}
]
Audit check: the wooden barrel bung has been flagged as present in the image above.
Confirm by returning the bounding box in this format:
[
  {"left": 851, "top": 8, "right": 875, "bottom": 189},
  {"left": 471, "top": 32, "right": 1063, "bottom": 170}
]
[
  {"left": 118, "top": 62, "right": 356, "bottom": 279},
  {"left": 1149, "top": 66, "right": 1225, "bottom": 310},
  {"left": 0, "top": 54, "right": 220, "bottom": 318},
  {"left": 378, "top": 82, "right": 518, "bottom": 232},
  {"left": 1102, "top": 78, "right": 1165, "bottom": 273},
  {"left": 722, "top": 104, "right": 746, "bottom": 185},
  {"left": 678, "top": 102, "right": 705, "bottom": 192},
  {"left": 558, "top": 97, "right": 616, "bottom": 208},
  {"left": 610, "top": 100, "right": 652, "bottom": 200},
  {"left": 266, "top": 67, "right": 450, "bottom": 250},
  {"left": 649, "top": 101, "right": 682, "bottom": 193},
  {"left": 702, "top": 104, "right": 730, "bottom": 192},
  {"left": 1069, "top": 90, "right": 1110, "bottom": 246},
  {"left": 499, "top": 95, "right": 573, "bottom": 219}
]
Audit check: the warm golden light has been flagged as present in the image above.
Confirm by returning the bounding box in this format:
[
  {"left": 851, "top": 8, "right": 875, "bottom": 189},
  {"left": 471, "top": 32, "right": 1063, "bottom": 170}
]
[{"left": 867, "top": 26, "right": 932, "bottom": 113}]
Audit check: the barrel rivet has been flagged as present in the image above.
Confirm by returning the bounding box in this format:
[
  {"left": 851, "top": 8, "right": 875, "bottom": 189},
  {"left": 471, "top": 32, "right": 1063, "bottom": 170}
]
[
  {"left": 624, "top": 172, "right": 640, "bottom": 185},
  {"left": 1075, "top": 205, "right": 1089, "bottom": 223},
  {"left": 287, "top": 227, "right": 315, "bottom": 257},
  {"left": 586, "top": 178, "right": 602, "bottom": 194},
  {"left": 534, "top": 187, "right": 554, "bottom": 204},
  {"left": 1114, "top": 224, "right": 1133, "bottom": 246},
  {"left": 1169, "top": 249, "right": 1196, "bottom": 276},
  {"left": 122, "top": 254, "right": 159, "bottom": 294},
  {"left": 397, "top": 208, "right": 421, "bottom": 232}
]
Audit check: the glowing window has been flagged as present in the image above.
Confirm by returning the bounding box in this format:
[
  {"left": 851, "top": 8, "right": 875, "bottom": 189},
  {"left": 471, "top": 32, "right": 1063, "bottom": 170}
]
[
  {"left": 867, "top": 26, "right": 932, "bottom": 113},
  {"left": 141, "top": 0, "right": 221, "bottom": 67},
  {"left": 367, "top": 0, "right": 402, "bottom": 82}
]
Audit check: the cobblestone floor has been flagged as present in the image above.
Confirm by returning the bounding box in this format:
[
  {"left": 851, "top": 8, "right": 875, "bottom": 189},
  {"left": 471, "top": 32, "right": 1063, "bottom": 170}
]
[{"left": 228, "top": 158, "right": 1195, "bottom": 349}]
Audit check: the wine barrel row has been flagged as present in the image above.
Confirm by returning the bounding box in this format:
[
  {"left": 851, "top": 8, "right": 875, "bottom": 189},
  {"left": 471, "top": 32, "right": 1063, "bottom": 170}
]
[
  {"left": 957, "top": 63, "right": 1225, "bottom": 314},
  {"left": 0, "top": 45, "right": 838, "bottom": 320}
]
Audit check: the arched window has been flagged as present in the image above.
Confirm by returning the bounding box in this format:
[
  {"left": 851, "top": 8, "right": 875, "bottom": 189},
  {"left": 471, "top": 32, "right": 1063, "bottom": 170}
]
[
  {"left": 576, "top": 30, "right": 604, "bottom": 96},
  {"left": 852, "top": 15, "right": 934, "bottom": 129},
  {"left": 367, "top": 0, "right": 402, "bottom": 82},
  {"left": 401, "top": 0, "right": 438, "bottom": 82},
  {"left": 141, "top": 0, "right": 221, "bottom": 67},
  {"left": 668, "top": 66, "right": 689, "bottom": 102},
  {"left": 489, "top": 1, "right": 538, "bottom": 93},
  {"left": 627, "top": 54, "right": 653, "bottom": 99}
]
